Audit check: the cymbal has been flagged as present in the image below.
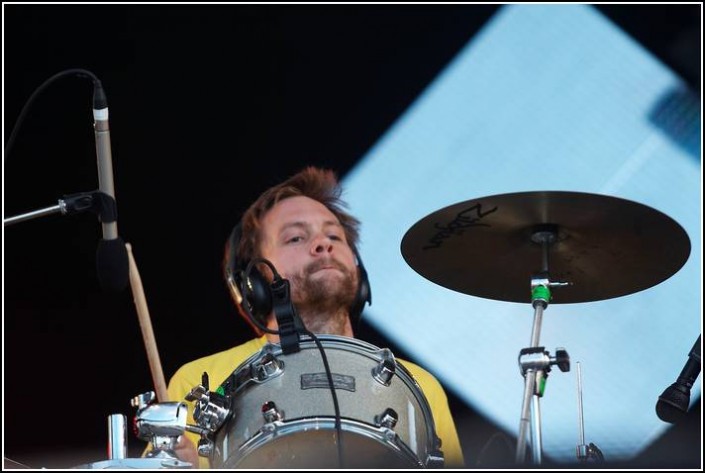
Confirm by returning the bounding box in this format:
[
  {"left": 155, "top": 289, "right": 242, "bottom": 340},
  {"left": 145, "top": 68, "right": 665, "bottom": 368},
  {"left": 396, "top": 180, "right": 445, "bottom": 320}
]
[{"left": 401, "top": 191, "right": 691, "bottom": 303}]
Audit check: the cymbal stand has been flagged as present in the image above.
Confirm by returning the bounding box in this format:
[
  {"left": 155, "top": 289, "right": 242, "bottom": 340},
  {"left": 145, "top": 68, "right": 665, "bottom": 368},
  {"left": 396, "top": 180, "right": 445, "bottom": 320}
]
[{"left": 515, "top": 227, "right": 570, "bottom": 464}]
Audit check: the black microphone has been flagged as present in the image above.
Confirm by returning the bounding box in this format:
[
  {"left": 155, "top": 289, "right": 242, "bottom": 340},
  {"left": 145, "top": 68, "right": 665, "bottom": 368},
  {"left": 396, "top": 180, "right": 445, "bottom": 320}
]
[
  {"left": 656, "top": 335, "right": 701, "bottom": 423},
  {"left": 93, "top": 80, "right": 128, "bottom": 292}
]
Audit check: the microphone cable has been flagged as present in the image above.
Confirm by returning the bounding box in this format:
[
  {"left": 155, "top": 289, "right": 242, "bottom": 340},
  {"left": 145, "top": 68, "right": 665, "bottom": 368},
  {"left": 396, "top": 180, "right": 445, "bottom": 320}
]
[{"left": 5, "top": 68, "right": 100, "bottom": 159}]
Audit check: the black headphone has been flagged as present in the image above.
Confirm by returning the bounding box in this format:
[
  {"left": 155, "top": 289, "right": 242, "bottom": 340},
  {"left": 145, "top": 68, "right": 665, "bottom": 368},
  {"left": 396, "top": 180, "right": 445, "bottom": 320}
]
[{"left": 225, "top": 222, "right": 371, "bottom": 328}]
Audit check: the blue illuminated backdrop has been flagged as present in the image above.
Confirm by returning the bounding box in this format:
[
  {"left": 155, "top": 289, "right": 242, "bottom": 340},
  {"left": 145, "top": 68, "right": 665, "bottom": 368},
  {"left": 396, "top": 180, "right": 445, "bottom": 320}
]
[{"left": 343, "top": 4, "right": 701, "bottom": 464}]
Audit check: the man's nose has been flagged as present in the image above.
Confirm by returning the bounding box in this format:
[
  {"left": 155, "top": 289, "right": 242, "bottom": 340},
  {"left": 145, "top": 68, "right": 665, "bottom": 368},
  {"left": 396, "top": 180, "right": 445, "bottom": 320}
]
[{"left": 310, "top": 236, "right": 333, "bottom": 255}]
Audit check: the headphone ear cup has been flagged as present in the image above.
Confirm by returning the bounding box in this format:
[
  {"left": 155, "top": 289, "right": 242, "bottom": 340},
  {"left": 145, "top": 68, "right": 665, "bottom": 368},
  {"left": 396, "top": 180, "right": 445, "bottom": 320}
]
[
  {"left": 236, "top": 266, "right": 273, "bottom": 323},
  {"left": 227, "top": 222, "right": 273, "bottom": 327}
]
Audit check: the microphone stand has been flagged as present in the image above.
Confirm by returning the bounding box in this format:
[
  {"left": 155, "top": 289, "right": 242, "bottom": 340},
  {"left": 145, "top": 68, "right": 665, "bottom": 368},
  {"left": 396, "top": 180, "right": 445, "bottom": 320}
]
[
  {"left": 4, "top": 191, "right": 116, "bottom": 227},
  {"left": 3, "top": 203, "right": 65, "bottom": 226}
]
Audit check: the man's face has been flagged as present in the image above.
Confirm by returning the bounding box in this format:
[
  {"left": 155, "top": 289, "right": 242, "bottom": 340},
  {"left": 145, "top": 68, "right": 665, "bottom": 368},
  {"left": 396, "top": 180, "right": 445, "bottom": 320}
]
[{"left": 259, "top": 196, "right": 358, "bottom": 312}]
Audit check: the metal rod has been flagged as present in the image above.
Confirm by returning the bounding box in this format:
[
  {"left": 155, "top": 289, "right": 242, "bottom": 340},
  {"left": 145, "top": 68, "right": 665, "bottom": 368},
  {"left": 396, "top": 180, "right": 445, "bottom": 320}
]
[
  {"left": 577, "top": 362, "right": 585, "bottom": 445},
  {"left": 516, "top": 227, "right": 560, "bottom": 465},
  {"left": 516, "top": 302, "right": 547, "bottom": 464},
  {"left": 541, "top": 240, "right": 549, "bottom": 272},
  {"left": 4, "top": 203, "right": 63, "bottom": 227},
  {"left": 531, "top": 392, "right": 543, "bottom": 464},
  {"left": 516, "top": 369, "right": 536, "bottom": 464},
  {"left": 529, "top": 304, "right": 544, "bottom": 350},
  {"left": 108, "top": 414, "right": 127, "bottom": 460}
]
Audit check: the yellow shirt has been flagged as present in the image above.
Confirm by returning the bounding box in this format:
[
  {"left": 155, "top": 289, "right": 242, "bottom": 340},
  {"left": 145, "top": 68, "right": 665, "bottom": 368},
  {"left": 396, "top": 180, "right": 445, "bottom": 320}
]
[{"left": 167, "top": 336, "right": 465, "bottom": 468}]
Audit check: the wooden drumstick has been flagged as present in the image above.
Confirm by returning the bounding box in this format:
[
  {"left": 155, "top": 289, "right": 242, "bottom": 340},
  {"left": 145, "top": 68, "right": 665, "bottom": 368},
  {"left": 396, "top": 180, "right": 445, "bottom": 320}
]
[{"left": 125, "top": 242, "right": 168, "bottom": 403}]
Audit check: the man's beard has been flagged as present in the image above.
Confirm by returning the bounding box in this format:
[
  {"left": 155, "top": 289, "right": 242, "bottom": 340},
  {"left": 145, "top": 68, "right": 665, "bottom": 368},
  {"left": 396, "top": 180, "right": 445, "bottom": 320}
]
[{"left": 288, "top": 259, "right": 357, "bottom": 334}]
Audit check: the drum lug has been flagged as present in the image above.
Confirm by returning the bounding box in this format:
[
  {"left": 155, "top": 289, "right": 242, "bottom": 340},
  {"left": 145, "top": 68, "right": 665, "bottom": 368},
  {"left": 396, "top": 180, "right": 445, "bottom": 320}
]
[
  {"left": 426, "top": 435, "right": 445, "bottom": 468},
  {"left": 252, "top": 352, "right": 284, "bottom": 382},
  {"left": 372, "top": 348, "right": 396, "bottom": 386},
  {"left": 197, "top": 437, "right": 214, "bottom": 457},
  {"left": 261, "top": 401, "right": 284, "bottom": 423},
  {"left": 426, "top": 450, "right": 445, "bottom": 468},
  {"left": 374, "top": 407, "right": 399, "bottom": 430}
]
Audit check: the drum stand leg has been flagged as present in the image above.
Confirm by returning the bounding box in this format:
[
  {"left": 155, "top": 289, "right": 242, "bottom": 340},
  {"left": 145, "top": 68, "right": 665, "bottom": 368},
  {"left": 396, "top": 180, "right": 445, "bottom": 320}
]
[
  {"left": 515, "top": 228, "right": 571, "bottom": 464},
  {"left": 515, "top": 297, "right": 547, "bottom": 464}
]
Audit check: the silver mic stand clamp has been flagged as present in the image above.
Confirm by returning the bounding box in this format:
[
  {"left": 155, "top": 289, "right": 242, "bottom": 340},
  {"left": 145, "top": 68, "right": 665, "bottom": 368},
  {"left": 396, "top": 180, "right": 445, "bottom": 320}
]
[
  {"left": 132, "top": 391, "right": 191, "bottom": 459},
  {"left": 71, "top": 391, "right": 194, "bottom": 469}
]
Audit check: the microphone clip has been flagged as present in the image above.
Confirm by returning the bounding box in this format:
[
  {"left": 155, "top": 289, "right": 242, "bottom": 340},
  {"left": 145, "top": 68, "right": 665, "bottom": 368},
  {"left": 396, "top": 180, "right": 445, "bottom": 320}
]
[
  {"left": 270, "top": 277, "right": 302, "bottom": 355},
  {"left": 60, "top": 190, "right": 117, "bottom": 223}
]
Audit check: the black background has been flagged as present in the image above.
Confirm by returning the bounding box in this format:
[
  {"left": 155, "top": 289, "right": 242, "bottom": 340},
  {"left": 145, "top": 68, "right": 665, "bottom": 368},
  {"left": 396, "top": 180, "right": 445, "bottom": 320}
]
[{"left": 3, "top": 4, "right": 701, "bottom": 468}]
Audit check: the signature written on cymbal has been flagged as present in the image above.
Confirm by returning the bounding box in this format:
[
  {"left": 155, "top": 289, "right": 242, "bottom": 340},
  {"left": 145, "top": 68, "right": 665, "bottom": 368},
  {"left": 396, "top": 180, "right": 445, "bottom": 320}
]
[{"left": 423, "top": 203, "right": 498, "bottom": 250}]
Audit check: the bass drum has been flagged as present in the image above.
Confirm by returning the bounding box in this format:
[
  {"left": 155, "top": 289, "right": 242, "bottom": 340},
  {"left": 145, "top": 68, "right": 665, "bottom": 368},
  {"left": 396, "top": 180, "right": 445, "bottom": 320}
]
[{"left": 211, "top": 335, "right": 444, "bottom": 469}]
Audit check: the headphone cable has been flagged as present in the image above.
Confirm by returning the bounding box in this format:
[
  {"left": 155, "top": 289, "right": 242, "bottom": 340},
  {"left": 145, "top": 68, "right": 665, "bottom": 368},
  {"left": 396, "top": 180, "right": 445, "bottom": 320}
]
[{"left": 240, "top": 258, "right": 345, "bottom": 467}]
